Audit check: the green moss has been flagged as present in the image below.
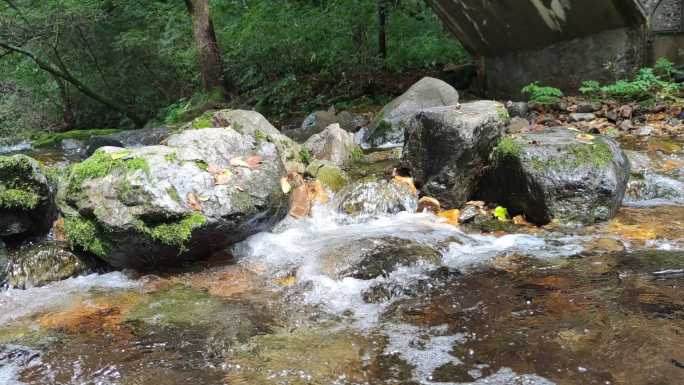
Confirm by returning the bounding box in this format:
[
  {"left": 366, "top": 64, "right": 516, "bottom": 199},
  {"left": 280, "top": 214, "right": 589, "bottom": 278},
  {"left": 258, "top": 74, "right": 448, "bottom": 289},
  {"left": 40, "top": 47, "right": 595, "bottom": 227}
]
[
  {"left": 368, "top": 120, "right": 392, "bottom": 142},
  {"left": 0, "top": 188, "right": 40, "bottom": 209},
  {"left": 67, "top": 150, "right": 150, "bottom": 194},
  {"left": 166, "top": 186, "right": 181, "bottom": 203},
  {"left": 63, "top": 216, "right": 111, "bottom": 257},
  {"left": 351, "top": 146, "right": 364, "bottom": 162},
  {"left": 0, "top": 155, "right": 44, "bottom": 210},
  {"left": 164, "top": 152, "right": 177, "bottom": 163},
  {"left": 492, "top": 137, "right": 522, "bottom": 162},
  {"left": 299, "top": 147, "right": 312, "bottom": 164},
  {"left": 532, "top": 140, "right": 613, "bottom": 171},
  {"left": 194, "top": 159, "right": 209, "bottom": 171},
  {"left": 316, "top": 166, "right": 348, "bottom": 191},
  {"left": 254, "top": 128, "right": 267, "bottom": 142},
  {"left": 496, "top": 105, "right": 510, "bottom": 120},
  {"left": 32, "top": 128, "right": 121, "bottom": 148},
  {"left": 192, "top": 112, "right": 214, "bottom": 129},
  {"left": 135, "top": 213, "right": 206, "bottom": 252}
]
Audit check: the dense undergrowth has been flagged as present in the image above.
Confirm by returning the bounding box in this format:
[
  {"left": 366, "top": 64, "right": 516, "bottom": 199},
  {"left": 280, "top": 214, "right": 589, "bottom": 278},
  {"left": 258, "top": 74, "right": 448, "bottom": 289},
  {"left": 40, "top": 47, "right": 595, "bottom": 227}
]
[{"left": 0, "top": 0, "right": 469, "bottom": 141}]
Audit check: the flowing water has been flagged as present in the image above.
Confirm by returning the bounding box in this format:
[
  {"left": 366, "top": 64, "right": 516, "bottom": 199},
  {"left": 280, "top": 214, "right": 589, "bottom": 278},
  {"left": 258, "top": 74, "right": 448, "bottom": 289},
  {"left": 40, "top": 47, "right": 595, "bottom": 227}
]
[{"left": 1, "top": 137, "right": 683, "bottom": 385}]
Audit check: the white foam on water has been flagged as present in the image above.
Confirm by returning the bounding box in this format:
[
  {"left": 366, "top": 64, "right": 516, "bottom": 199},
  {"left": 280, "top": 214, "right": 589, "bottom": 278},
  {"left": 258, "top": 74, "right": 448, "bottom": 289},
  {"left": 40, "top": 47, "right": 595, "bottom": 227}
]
[
  {"left": 443, "top": 233, "right": 582, "bottom": 271},
  {"left": 0, "top": 141, "right": 31, "bottom": 154},
  {"left": 383, "top": 323, "right": 466, "bottom": 383},
  {"left": 0, "top": 272, "right": 140, "bottom": 324}
]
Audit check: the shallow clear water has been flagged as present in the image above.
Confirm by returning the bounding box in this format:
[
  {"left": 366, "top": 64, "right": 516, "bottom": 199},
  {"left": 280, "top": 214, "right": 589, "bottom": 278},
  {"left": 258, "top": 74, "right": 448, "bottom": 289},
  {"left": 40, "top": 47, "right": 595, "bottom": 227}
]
[{"left": 1, "top": 140, "right": 684, "bottom": 385}]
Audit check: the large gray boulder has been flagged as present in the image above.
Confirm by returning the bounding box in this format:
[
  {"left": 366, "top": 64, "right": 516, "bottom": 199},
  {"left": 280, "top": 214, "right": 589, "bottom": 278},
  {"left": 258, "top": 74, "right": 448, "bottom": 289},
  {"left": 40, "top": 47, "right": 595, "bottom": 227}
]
[
  {"left": 477, "top": 128, "right": 630, "bottom": 225},
  {"left": 0, "top": 155, "right": 55, "bottom": 240},
  {"left": 335, "top": 177, "right": 418, "bottom": 217},
  {"left": 209, "top": 109, "right": 304, "bottom": 173},
  {"left": 364, "top": 77, "right": 460, "bottom": 147},
  {"left": 304, "top": 123, "right": 359, "bottom": 167},
  {"left": 401, "top": 101, "right": 509, "bottom": 209},
  {"left": 58, "top": 125, "right": 290, "bottom": 269},
  {"left": 290, "top": 109, "right": 369, "bottom": 141}
]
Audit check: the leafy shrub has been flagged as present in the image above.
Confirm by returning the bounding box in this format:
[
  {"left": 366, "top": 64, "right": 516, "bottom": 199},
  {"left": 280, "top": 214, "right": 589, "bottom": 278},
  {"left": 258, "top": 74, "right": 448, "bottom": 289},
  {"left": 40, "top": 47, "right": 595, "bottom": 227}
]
[
  {"left": 521, "top": 82, "right": 564, "bottom": 105},
  {"left": 580, "top": 58, "right": 683, "bottom": 102}
]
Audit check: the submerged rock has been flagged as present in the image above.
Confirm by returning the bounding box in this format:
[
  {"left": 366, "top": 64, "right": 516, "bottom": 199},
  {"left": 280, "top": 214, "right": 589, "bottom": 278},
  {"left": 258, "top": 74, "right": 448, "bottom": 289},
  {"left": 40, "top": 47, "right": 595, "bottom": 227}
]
[
  {"left": 58, "top": 125, "right": 289, "bottom": 269},
  {"left": 3, "top": 241, "right": 97, "bottom": 288},
  {"left": 86, "top": 127, "right": 171, "bottom": 157},
  {"left": 478, "top": 128, "right": 630, "bottom": 225},
  {"left": 401, "top": 101, "right": 509, "bottom": 209},
  {"left": 335, "top": 177, "right": 418, "bottom": 217},
  {"left": 322, "top": 237, "right": 442, "bottom": 280},
  {"left": 304, "top": 123, "right": 359, "bottom": 167},
  {"left": 364, "top": 77, "right": 460, "bottom": 147},
  {"left": 0, "top": 154, "right": 55, "bottom": 241}
]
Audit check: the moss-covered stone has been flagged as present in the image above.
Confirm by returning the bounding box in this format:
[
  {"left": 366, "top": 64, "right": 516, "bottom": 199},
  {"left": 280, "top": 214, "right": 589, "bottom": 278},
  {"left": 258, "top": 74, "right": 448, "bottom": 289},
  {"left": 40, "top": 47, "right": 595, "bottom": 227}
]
[
  {"left": 134, "top": 213, "right": 206, "bottom": 253},
  {"left": 66, "top": 150, "right": 150, "bottom": 194},
  {"left": 306, "top": 161, "right": 349, "bottom": 192},
  {"left": 63, "top": 216, "right": 111, "bottom": 257},
  {"left": 492, "top": 137, "right": 522, "bottom": 164},
  {"left": 126, "top": 284, "right": 225, "bottom": 326},
  {"left": 32, "top": 128, "right": 122, "bottom": 148},
  {"left": 191, "top": 112, "right": 215, "bottom": 129}
]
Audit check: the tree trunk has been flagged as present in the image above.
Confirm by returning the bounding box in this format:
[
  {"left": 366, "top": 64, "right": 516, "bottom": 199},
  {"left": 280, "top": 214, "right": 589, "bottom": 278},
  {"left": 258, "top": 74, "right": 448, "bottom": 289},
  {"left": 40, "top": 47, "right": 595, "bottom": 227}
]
[
  {"left": 184, "top": 0, "right": 234, "bottom": 98},
  {"left": 378, "top": 0, "right": 387, "bottom": 60},
  {"left": 55, "top": 77, "right": 76, "bottom": 131}
]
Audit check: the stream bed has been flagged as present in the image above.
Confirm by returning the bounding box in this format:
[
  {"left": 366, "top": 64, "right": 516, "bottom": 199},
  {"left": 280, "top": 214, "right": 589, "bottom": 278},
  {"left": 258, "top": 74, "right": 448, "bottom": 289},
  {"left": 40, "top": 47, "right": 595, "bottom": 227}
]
[{"left": 1, "top": 136, "right": 683, "bottom": 385}]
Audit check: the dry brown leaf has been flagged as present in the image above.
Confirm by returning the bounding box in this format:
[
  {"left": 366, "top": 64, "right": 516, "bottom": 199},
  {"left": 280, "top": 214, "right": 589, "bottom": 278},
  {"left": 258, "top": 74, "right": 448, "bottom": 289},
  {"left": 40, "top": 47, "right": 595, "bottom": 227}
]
[
  {"left": 306, "top": 180, "right": 329, "bottom": 205},
  {"left": 437, "top": 209, "right": 460, "bottom": 226},
  {"left": 288, "top": 185, "right": 310, "bottom": 219},
  {"left": 417, "top": 196, "right": 441, "bottom": 213},
  {"left": 186, "top": 192, "right": 202, "bottom": 212},
  {"left": 214, "top": 171, "right": 232, "bottom": 185},
  {"left": 393, "top": 176, "right": 417, "bottom": 196},
  {"left": 207, "top": 164, "right": 223, "bottom": 174},
  {"left": 230, "top": 157, "right": 250, "bottom": 168},
  {"left": 235, "top": 186, "right": 244, "bottom": 192},
  {"left": 246, "top": 155, "right": 262, "bottom": 169},
  {"left": 280, "top": 177, "right": 291, "bottom": 194}
]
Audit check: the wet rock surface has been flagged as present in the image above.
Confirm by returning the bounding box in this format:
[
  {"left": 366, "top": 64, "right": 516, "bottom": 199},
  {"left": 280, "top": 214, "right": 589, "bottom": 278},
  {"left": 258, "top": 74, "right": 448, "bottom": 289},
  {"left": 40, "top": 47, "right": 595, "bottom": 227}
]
[
  {"left": 335, "top": 177, "right": 418, "bottom": 217},
  {"left": 401, "top": 101, "right": 509, "bottom": 209},
  {"left": 478, "top": 128, "right": 630, "bottom": 225},
  {"left": 0, "top": 154, "right": 55, "bottom": 241},
  {"left": 86, "top": 127, "right": 171, "bottom": 157},
  {"left": 364, "top": 77, "right": 460, "bottom": 147},
  {"left": 58, "top": 125, "right": 289, "bottom": 269},
  {"left": 3, "top": 241, "right": 97, "bottom": 288}
]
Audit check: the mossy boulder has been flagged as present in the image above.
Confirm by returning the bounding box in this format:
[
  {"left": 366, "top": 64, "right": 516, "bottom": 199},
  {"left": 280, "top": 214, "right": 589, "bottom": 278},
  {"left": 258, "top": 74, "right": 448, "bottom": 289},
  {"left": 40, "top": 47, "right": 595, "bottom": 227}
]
[
  {"left": 364, "top": 77, "right": 460, "bottom": 147},
  {"left": 477, "top": 127, "right": 630, "bottom": 225},
  {"left": 401, "top": 100, "right": 509, "bottom": 209},
  {"left": 58, "top": 126, "right": 289, "bottom": 269},
  {"left": 0, "top": 154, "right": 55, "bottom": 241},
  {"left": 305, "top": 160, "right": 350, "bottom": 192},
  {"left": 2, "top": 241, "right": 97, "bottom": 288}
]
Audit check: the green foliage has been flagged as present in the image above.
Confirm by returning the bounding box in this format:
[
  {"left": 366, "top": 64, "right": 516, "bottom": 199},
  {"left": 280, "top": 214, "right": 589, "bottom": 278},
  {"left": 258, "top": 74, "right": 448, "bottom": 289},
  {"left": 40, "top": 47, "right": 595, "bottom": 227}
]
[
  {"left": 580, "top": 58, "right": 683, "bottom": 103},
  {"left": 67, "top": 150, "right": 150, "bottom": 194},
  {"left": 351, "top": 146, "right": 364, "bottom": 162},
  {"left": 492, "top": 137, "right": 522, "bottom": 162},
  {"left": 493, "top": 206, "right": 509, "bottom": 222},
  {"left": 299, "top": 148, "right": 312, "bottom": 165},
  {"left": 63, "top": 216, "right": 110, "bottom": 257},
  {"left": 521, "top": 82, "right": 564, "bottom": 105}
]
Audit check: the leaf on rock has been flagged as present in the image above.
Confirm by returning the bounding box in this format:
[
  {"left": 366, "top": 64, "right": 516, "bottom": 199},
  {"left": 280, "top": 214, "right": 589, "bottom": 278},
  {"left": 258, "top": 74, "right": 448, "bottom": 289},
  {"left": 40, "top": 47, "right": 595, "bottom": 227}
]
[
  {"left": 207, "top": 164, "right": 223, "bottom": 174},
  {"left": 187, "top": 192, "right": 202, "bottom": 212},
  {"left": 246, "top": 155, "right": 262, "bottom": 169},
  {"left": 230, "top": 157, "right": 250, "bottom": 168},
  {"left": 214, "top": 171, "right": 232, "bottom": 185},
  {"left": 289, "top": 185, "right": 310, "bottom": 219},
  {"left": 576, "top": 133, "right": 595, "bottom": 143},
  {"left": 280, "top": 177, "right": 291, "bottom": 194},
  {"left": 493, "top": 206, "right": 509, "bottom": 222}
]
